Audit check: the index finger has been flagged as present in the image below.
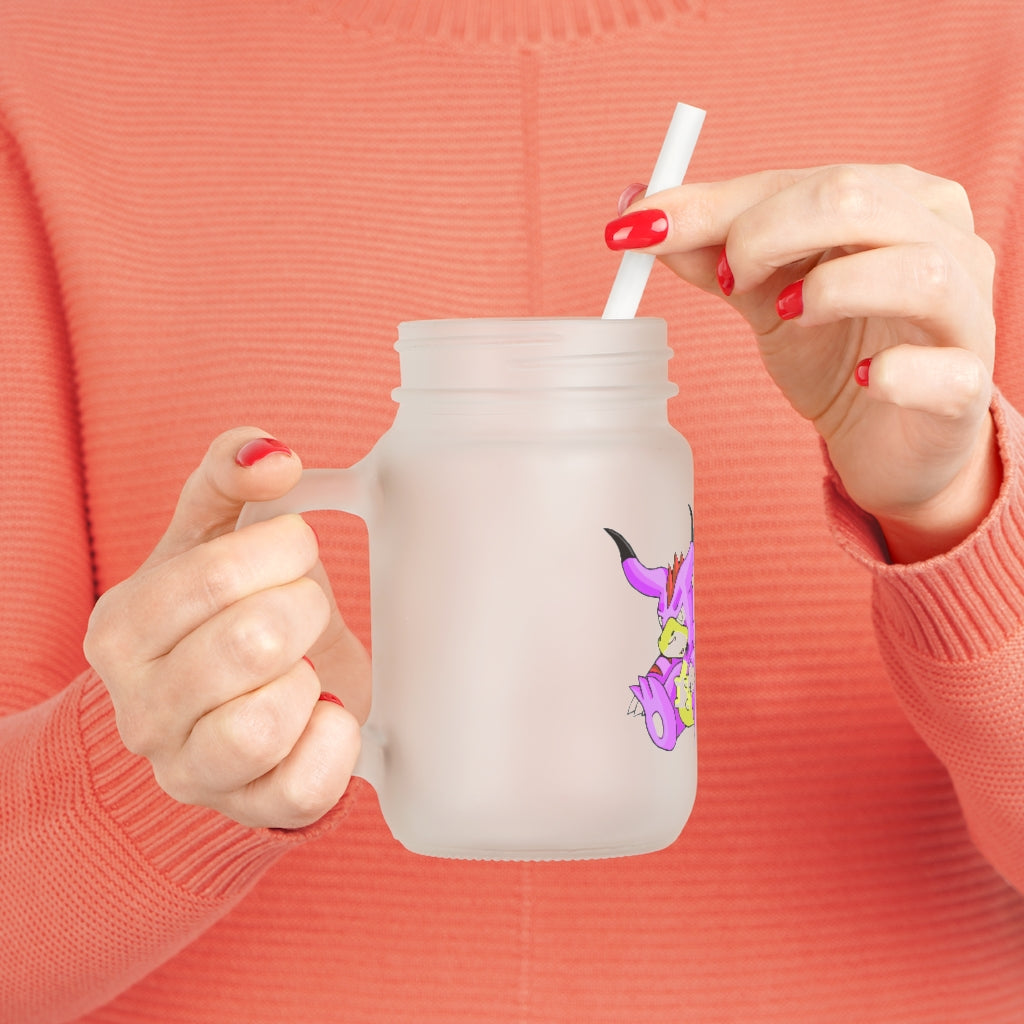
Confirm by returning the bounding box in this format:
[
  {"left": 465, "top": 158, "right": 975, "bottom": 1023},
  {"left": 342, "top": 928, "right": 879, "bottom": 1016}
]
[
  {"left": 116, "top": 513, "right": 320, "bottom": 662},
  {"left": 627, "top": 163, "right": 975, "bottom": 257}
]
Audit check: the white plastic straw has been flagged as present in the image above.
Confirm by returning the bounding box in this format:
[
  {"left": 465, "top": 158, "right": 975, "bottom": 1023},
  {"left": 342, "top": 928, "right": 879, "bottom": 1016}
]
[{"left": 602, "top": 102, "right": 706, "bottom": 319}]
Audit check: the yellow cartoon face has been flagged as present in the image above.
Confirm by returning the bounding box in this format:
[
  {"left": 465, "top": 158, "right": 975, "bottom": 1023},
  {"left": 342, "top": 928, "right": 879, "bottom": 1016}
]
[
  {"left": 674, "top": 663, "right": 694, "bottom": 729},
  {"left": 657, "top": 617, "right": 689, "bottom": 658}
]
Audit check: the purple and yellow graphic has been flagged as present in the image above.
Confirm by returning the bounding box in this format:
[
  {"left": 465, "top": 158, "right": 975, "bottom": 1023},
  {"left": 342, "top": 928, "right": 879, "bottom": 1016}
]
[{"left": 606, "top": 514, "right": 694, "bottom": 751}]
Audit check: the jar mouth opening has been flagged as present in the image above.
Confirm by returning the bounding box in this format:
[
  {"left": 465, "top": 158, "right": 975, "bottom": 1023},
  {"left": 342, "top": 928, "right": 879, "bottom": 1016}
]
[
  {"left": 396, "top": 316, "right": 667, "bottom": 349},
  {"left": 394, "top": 318, "right": 674, "bottom": 395}
]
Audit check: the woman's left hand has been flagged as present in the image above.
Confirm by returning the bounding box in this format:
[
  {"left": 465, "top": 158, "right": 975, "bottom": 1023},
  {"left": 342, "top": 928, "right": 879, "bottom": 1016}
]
[{"left": 606, "top": 164, "right": 1000, "bottom": 562}]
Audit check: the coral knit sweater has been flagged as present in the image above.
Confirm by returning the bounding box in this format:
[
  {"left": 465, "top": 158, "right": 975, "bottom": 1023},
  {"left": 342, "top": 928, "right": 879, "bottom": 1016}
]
[{"left": 2, "top": 1, "right": 1023, "bottom": 1021}]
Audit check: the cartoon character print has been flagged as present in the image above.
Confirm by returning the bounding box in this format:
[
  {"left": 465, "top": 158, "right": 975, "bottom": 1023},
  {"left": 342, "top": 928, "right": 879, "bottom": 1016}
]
[{"left": 606, "top": 511, "right": 694, "bottom": 751}]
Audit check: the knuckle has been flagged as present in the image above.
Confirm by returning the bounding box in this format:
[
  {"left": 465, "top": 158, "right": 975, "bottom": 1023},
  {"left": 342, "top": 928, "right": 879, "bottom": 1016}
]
[
  {"left": 83, "top": 587, "right": 130, "bottom": 669},
  {"left": 766, "top": 167, "right": 802, "bottom": 195},
  {"left": 918, "top": 352, "right": 990, "bottom": 421},
  {"left": 219, "top": 577, "right": 328, "bottom": 677},
  {"left": 821, "top": 165, "right": 879, "bottom": 224},
  {"left": 938, "top": 176, "right": 971, "bottom": 214},
  {"left": 927, "top": 174, "right": 975, "bottom": 232},
  {"left": 885, "top": 162, "right": 915, "bottom": 179},
  {"left": 81, "top": 619, "right": 108, "bottom": 671},
  {"left": 278, "top": 764, "right": 336, "bottom": 826},
  {"left": 947, "top": 355, "right": 989, "bottom": 407},
  {"left": 908, "top": 243, "right": 953, "bottom": 297},
  {"left": 221, "top": 696, "right": 292, "bottom": 769},
  {"left": 280, "top": 714, "right": 359, "bottom": 826},
  {"left": 196, "top": 550, "right": 248, "bottom": 611},
  {"left": 222, "top": 607, "right": 290, "bottom": 674}
]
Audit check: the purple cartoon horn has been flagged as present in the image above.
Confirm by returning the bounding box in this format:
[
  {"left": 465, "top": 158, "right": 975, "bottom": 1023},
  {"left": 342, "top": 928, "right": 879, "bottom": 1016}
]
[{"left": 604, "top": 528, "right": 668, "bottom": 600}]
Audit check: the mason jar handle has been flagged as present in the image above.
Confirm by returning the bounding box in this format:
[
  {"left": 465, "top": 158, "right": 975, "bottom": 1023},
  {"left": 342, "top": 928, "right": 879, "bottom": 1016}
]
[
  {"left": 235, "top": 464, "right": 386, "bottom": 792},
  {"left": 235, "top": 466, "right": 372, "bottom": 527}
]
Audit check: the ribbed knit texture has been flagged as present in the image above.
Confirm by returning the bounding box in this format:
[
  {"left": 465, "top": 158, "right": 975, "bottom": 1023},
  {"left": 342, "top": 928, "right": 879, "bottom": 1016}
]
[{"left": 1, "top": 1, "right": 1022, "bottom": 1021}]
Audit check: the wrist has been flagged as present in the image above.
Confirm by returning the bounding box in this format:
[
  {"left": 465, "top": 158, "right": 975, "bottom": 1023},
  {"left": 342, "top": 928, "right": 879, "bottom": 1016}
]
[{"left": 873, "top": 412, "right": 1002, "bottom": 563}]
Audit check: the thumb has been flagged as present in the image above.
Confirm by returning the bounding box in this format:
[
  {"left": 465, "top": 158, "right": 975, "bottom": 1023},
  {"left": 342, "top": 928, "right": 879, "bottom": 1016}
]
[{"left": 145, "top": 427, "right": 304, "bottom": 567}]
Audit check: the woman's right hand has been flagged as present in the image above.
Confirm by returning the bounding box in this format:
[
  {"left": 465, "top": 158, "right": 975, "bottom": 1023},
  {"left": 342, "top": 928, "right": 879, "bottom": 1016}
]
[
  {"left": 607, "top": 165, "right": 999, "bottom": 563},
  {"left": 84, "top": 428, "right": 370, "bottom": 829}
]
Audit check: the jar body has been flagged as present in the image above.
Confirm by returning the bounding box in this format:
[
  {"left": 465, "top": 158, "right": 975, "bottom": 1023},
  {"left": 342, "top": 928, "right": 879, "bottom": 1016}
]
[{"left": 363, "top": 319, "right": 697, "bottom": 859}]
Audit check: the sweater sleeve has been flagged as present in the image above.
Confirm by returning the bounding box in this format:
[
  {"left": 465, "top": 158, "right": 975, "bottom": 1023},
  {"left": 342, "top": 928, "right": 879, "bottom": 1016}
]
[
  {"left": 0, "top": 129, "right": 352, "bottom": 1023},
  {"left": 825, "top": 392, "right": 1024, "bottom": 895}
]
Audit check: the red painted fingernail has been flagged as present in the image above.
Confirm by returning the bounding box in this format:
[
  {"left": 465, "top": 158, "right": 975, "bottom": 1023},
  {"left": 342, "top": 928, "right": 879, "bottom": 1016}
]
[
  {"left": 776, "top": 280, "right": 804, "bottom": 320},
  {"left": 302, "top": 655, "right": 316, "bottom": 672},
  {"left": 604, "top": 208, "right": 669, "bottom": 250},
  {"left": 235, "top": 437, "right": 293, "bottom": 468},
  {"left": 716, "top": 247, "right": 734, "bottom": 296},
  {"left": 855, "top": 358, "right": 872, "bottom": 387},
  {"left": 616, "top": 182, "right": 648, "bottom": 216},
  {"left": 318, "top": 691, "right": 345, "bottom": 708}
]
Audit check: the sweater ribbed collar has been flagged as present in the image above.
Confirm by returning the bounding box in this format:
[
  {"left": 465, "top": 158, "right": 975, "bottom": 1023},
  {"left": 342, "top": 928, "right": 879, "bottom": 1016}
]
[{"left": 319, "top": 0, "right": 703, "bottom": 44}]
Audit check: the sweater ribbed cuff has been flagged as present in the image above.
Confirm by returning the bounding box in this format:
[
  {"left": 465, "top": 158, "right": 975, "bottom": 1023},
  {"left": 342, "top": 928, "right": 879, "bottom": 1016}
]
[
  {"left": 824, "top": 391, "right": 1024, "bottom": 661},
  {"left": 77, "top": 669, "right": 355, "bottom": 903}
]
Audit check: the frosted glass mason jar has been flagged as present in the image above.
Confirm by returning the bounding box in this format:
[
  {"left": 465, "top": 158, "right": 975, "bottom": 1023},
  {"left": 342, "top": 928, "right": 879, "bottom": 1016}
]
[{"left": 239, "top": 318, "right": 696, "bottom": 860}]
